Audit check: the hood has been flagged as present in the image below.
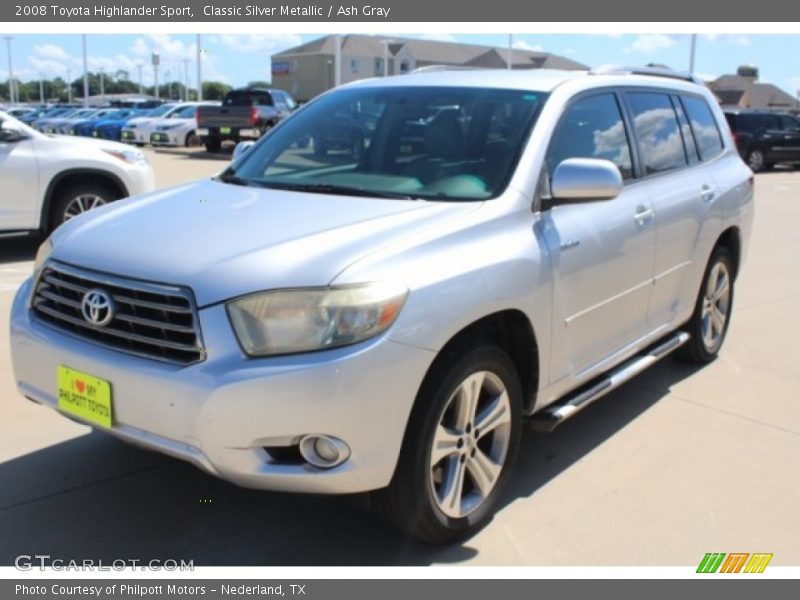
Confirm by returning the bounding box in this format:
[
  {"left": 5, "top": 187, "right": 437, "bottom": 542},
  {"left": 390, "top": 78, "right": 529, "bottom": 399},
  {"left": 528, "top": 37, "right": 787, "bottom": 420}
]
[
  {"left": 45, "top": 135, "right": 132, "bottom": 153},
  {"left": 50, "top": 179, "right": 480, "bottom": 307}
]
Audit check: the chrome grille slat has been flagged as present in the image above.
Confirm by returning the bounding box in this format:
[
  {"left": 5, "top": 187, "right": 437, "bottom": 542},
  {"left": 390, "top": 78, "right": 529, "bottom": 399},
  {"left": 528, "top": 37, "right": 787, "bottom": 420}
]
[{"left": 31, "top": 263, "right": 205, "bottom": 365}]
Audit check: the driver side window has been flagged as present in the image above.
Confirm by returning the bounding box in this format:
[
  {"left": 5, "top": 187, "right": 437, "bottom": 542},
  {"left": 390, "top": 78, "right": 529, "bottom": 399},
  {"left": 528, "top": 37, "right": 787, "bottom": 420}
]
[{"left": 546, "top": 93, "right": 634, "bottom": 181}]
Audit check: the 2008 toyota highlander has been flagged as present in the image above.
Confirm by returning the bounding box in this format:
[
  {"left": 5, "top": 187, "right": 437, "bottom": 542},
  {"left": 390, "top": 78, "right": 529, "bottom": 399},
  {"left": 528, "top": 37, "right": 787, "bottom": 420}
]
[{"left": 10, "top": 66, "right": 754, "bottom": 543}]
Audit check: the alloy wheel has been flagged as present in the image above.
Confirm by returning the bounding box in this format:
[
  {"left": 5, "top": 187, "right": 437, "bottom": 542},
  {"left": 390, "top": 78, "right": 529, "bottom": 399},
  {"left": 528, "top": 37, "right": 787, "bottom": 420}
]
[
  {"left": 63, "top": 194, "right": 107, "bottom": 221},
  {"left": 700, "top": 261, "right": 731, "bottom": 352},
  {"left": 429, "top": 370, "right": 512, "bottom": 518}
]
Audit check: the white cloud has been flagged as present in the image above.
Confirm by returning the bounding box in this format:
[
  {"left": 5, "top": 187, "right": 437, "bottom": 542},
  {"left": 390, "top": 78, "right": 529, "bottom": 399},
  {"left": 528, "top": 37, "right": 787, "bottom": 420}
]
[
  {"left": 33, "top": 44, "right": 70, "bottom": 62},
  {"left": 701, "top": 34, "right": 751, "bottom": 46},
  {"left": 512, "top": 40, "right": 544, "bottom": 52},
  {"left": 625, "top": 34, "right": 677, "bottom": 54},
  {"left": 214, "top": 34, "right": 304, "bottom": 54}
]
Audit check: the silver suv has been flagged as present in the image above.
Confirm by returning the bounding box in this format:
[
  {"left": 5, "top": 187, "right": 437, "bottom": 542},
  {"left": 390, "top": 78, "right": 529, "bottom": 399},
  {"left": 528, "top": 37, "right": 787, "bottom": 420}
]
[{"left": 10, "top": 66, "right": 754, "bottom": 543}]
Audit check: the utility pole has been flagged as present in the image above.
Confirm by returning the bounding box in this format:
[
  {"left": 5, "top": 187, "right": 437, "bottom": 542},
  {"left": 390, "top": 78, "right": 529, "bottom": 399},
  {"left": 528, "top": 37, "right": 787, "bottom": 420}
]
[
  {"left": 4, "top": 36, "right": 15, "bottom": 104},
  {"left": 196, "top": 34, "right": 203, "bottom": 101},
  {"left": 39, "top": 74, "right": 44, "bottom": 103},
  {"left": 182, "top": 58, "right": 190, "bottom": 101},
  {"left": 81, "top": 34, "right": 89, "bottom": 107},
  {"left": 689, "top": 34, "right": 697, "bottom": 74},
  {"left": 152, "top": 52, "right": 160, "bottom": 101},
  {"left": 66, "top": 68, "right": 72, "bottom": 103},
  {"left": 137, "top": 64, "right": 143, "bottom": 95},
  {"left": 165, "top": 68, "right": 171, "bottom": 99},
  {"left": 99, "top": 67, "right": 105, "bottom": 104},
  {"left": 333, "top": 34, "right": 341, "bottom": 87}
]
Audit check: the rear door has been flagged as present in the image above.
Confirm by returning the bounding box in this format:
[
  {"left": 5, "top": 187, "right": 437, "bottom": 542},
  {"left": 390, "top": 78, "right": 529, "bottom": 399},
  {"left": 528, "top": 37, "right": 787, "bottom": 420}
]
[{"left": 777, "top": 114, "right": 800, "bottom": 161}]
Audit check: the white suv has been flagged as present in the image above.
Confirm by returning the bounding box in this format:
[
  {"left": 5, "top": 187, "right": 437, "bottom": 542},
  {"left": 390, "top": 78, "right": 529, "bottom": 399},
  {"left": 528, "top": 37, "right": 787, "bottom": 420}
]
[{"left": 0, "top": 111, "right": 155, "bottom": 236}]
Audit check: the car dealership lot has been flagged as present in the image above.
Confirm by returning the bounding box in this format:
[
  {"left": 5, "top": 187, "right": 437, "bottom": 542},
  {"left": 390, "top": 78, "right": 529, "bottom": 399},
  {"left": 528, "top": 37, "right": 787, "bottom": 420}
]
[{"left": 0, "top": 150, "right": 798, "bottom": 565}]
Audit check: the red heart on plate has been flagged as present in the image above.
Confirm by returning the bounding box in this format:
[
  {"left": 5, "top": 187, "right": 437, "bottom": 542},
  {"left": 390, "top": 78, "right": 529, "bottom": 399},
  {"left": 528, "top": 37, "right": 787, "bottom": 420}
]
[{"left": 75, "top": 380, "right": 86, "bottom": 394}]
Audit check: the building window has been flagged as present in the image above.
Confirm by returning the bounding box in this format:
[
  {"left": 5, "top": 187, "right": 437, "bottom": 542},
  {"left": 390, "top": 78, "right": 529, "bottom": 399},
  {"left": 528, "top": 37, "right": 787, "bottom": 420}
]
[
  {"left": 350, "top": 58, "right": 359, "bottom": 73},
  {"left": 400, "top": 60, "right": 410, "bottom": 73},
  {"left": 375, "top": 58, "right": 383, "bottom": 75}
]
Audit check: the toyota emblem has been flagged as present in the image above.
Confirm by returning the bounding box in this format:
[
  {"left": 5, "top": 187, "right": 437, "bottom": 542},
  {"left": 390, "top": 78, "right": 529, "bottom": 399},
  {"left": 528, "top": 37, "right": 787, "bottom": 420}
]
[{"left": 81, "top": 289, "right": 115, "bottom": 327}]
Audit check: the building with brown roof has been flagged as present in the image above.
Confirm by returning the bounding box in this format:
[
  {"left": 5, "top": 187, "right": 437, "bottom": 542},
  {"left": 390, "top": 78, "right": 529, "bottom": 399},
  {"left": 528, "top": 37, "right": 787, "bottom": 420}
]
[
  {"left": 271, "top": 35, "right": 587, "bottom": 102},
  {"left": 708, "top": 65, "right": 799, "bottom": 112}
]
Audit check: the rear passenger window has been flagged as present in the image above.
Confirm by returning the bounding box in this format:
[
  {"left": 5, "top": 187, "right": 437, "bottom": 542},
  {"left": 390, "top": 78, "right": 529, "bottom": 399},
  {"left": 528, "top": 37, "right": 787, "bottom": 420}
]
[
  {"left": 681, "top": 96, "right": 724, "bottom": 160},
  {"left": 779, "top": 115, "right": 800, "bottom": 131},
  {"left": 627, "top": 92, "right": 687, "bottom": 174},
  {"left": 546, "top": 93, "right": 634, "bottom": 180}
]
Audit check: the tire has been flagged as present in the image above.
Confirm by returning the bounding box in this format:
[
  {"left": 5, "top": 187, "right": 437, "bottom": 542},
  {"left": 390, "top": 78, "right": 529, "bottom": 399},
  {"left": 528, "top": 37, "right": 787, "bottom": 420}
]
[
  {"left": 185, "top": 131, "right": 200, "bottom": 147},
  {"left": 746, "top": 149, "right": 766, "bottom": 172},
  {"left": 204, "top": 137, "right": 221, "bottom": 153},
  {"left": 49, "top": 181, "right": 117, "bottom": 232},
  {"left": 372, "top": 344, "right": 523, "bottom": 544},
  {"left": 680, "top": 246, "right": 735, "bottom": 364}
]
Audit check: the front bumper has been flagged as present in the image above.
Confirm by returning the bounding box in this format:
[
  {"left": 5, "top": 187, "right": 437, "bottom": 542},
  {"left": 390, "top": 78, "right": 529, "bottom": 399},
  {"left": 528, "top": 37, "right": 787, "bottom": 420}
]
[
  {"left": 10, "top": 277, "right": 434, "bottom": 494},
  {"left": 150, "top": 131, "right": 181, "bottom": 146}
]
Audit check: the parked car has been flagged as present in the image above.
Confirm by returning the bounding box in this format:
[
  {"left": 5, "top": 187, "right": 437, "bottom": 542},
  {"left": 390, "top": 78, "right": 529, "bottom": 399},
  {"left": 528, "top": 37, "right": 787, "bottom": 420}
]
[
  {"left": 69, "top": 109, "right": 124, "bottom": 137},
  {"left": 6, "top": 106, "right": 35, "bottom": 119},
  {"left": 196, "top": 88, "right": 296, "bottom": 153},
  {"left": 150, "top": 102, "right": 218, "bottom": 148},
  {"left": 48, "top": 108, "right": 101, "bottom": 135},
  {"left": 10, "top": 67, "right": 753, "bottom": 543},
  {"left": 32, "top": 107, "right": 82, "bottom": 132},
  {"left": 92, "top": 111, "right": 142, "bottom": 141},
  {"left": 0, "top": 110, "right": 154, "bottom": 236},
  {"left": 120, "top": 103, "right": 181, "bottom": 146},
  {"left": 724, "top": 109, "right": 800, "bottom": 172},
  {"left": 91, "top": 109, "right": 146, "bottom": 140}
]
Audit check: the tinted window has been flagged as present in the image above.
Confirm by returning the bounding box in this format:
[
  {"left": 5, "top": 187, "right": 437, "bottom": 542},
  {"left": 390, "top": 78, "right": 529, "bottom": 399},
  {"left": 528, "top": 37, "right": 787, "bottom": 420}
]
[
  {"left": 738, "top": 113, "right": 779, "bottom": 131},
  {"left": 546, "top": 93, "right": 633, "bottom": 180},
  {"left": 233, "top": 86, "right": 547, "bottom": 201},
  {"left": 779, "top": 115, "right": 800, "bottom": 130},
  {"left": 681, "top": 96, "right": 724, "bottom": 160},
  {"left": 627, "top": 92, "right": 687, "bottom": 174},
  {"left": 224, "top": 91, "right": 273, "bottom": 107}
]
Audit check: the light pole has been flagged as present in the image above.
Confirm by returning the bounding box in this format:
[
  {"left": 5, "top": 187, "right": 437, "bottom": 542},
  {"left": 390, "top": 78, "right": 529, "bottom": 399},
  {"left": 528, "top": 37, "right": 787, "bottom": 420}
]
[
  {"left": 152, "top": 52, "right": 160, "bottom": 101},
  {"left": 66, "top": 68, "right": 72, "bottom": 103},
  {"left": 39, "top": 73, "right": 44, "bottom": 103},
  {"left": 4, "top": 36, "right": 15, "bottom": 104},
  {"left": 380, "top": 39, "right": 394, "bottom": 77},
  {"left": 165, "top": 68, "right": 171, "bottom": 99},
  {"left": 196, "top": 34, "right": 203, "bottom": 101},
  {"left": 137, "top": 64, "right": 143, "bottom": 95},
  {"left": 81, "top": 34, "right": 89, "bottom": 107},
  {"left": 333, "top": 34, "right": 341, "bottom": 87},
  {"left": 182, "top": 58, "right": 190, "bottom": 101},
  {"left": 507, "top": 34, "right": 513, "bottom": 70},
  {"left": 99, "top": 67, "right": 105, "bottom": 104},
  {"left": 689, "top": 34, "right": 697, "bottom": 74}
]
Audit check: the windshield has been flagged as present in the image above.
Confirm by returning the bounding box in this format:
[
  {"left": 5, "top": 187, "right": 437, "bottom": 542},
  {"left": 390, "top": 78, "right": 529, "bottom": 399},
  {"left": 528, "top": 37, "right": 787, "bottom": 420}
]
[
  {"left": 223, "top": 91, "right": 273, "bottom": 107},
  {"left": 231, "top": 86, "right": 547, "bottom": 201},
  {"left": 147, "top": 104, "right": 176, "bottom": 118},
  {"left": 171, "top": 105, "right": 197, "bottom": 119}
]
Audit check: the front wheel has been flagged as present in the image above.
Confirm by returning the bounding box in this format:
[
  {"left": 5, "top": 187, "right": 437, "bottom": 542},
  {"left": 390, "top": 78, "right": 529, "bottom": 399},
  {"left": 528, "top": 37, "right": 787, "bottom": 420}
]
[
  {"left": 372, "top": 344, "right": 522, "bottom": 544},
  {"left": 185, "top": 131, "right": 200, "bottom": 147},
  {"left": 746, "top": 149, "right": 766, "bottom": 172},
  {"left": 49, "top": 182, "right": 117, "bottom": 232},
  {"left": 680, "top": 246, "right": 735, "bottom": 364}
]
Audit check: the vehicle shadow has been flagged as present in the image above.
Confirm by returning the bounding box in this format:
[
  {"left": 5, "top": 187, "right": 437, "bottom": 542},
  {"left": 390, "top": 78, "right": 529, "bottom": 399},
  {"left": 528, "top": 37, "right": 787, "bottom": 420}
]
[
  {"left": 0, "top": 357, "right": 701, "bottom": 566},
  {"left": 0, "top": 235, "right": 40, "bottom": 264}
]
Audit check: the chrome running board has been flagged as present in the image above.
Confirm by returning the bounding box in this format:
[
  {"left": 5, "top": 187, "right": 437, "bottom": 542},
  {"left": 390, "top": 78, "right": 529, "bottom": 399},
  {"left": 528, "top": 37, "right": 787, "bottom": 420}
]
[{"left": 530, "top": 332, "right": 690, "bottom": 432}]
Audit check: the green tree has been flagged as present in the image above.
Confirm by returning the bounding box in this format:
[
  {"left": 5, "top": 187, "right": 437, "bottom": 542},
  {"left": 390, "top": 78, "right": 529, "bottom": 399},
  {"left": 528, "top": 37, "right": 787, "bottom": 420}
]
[
  {"left": 246, "top": 80, "right": 272, "bottom": 89},
  {"left": 202, "top": 81, "right": 232, "bottom": 100}
]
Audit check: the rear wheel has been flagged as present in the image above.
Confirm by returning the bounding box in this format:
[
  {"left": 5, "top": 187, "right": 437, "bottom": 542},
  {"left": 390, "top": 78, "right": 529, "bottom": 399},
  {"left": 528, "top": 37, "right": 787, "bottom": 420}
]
[
  {"left": 680, "top": 246, "right": 735, "bottom": 364},
  {"left": 372, "top": 344, "right": 522, "bottom": 544},
  {"left": 49, "top": 182, "right": 117, "bottom": 232},
  {"left": 746, "top": 149, "right": 765, "bottom": 172},
  {"left": 185, "top": 131, "right": 200, "bottom": 147}
]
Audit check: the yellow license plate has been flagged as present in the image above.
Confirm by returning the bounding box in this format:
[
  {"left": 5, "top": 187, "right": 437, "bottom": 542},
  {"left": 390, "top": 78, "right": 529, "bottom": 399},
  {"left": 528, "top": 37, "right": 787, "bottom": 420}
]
[{"left": 57, "top": 366, "right": 113, "bottom": 428}]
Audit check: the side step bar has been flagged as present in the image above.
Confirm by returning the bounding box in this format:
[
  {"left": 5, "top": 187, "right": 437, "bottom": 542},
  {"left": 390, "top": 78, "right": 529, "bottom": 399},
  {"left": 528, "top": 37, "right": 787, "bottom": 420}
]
[{"left": 530, "top": 332, "right": 690, "bottom": 432}]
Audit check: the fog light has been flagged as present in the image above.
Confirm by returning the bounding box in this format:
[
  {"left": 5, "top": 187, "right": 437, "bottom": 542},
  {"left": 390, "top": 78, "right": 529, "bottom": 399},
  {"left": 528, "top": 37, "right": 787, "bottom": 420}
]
[{"left": 298, "top": 434, "right": 350, "bottom": 469}]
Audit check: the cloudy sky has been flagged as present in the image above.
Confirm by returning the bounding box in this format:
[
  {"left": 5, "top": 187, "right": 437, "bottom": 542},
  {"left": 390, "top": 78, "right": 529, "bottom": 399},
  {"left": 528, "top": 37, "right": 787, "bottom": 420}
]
[{"left": 2, "top": 33, "right": 798, "bottom": 97}]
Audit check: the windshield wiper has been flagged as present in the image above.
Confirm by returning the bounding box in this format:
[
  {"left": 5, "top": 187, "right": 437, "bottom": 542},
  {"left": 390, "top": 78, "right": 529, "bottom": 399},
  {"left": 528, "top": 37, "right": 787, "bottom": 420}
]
[
  {"left": 261, "top": 182, "right": 419, "bottom": 200},
  {"left": 215, "top": 171, "right": 262, "bottom": 187}
]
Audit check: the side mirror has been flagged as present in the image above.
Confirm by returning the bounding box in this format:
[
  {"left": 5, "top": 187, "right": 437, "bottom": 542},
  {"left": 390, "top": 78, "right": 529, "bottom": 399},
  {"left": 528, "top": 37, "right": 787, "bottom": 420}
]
[
  {"left": 232, "top": 140, "right": 255, "bottom": 161},
  {"left": 549, "top": 158, "right": 623, "bottom": 205},
  {"left": 0, "top": 127, "right": 28, "bottom": 143}
]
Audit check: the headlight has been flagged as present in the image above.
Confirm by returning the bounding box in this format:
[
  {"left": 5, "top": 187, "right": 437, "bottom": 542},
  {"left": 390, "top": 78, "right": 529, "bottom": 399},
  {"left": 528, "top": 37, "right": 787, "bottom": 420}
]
[
  {"left": 33, "top": 237, "right": 52, "bottom": 273},
  {"left": 227, "top": 282, "right": 408, "bottom": 356},
  {"left": 102, "top": 148, "right": 148, "bottom": 165},
  {"left": 158, "top": 124, "right": 179, "bottom": 131}
]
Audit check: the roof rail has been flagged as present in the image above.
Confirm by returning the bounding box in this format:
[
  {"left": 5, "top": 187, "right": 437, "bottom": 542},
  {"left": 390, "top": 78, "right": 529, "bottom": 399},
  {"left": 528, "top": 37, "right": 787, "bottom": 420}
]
[
  {"left": 411, "top": 65, "right": 482, "bottom": 73},
  {"left": 589, "top": 64, "right": 704, "bottom": 85}
]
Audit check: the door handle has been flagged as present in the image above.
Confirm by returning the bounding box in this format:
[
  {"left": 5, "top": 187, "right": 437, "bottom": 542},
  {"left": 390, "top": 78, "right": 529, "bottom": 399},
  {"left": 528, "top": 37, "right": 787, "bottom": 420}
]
[
  {"left": 701, "top": 185, "right": 716, "bottom": 203},
  {"left": 633, "top": 205, "right": 654, "bottom": 226}
]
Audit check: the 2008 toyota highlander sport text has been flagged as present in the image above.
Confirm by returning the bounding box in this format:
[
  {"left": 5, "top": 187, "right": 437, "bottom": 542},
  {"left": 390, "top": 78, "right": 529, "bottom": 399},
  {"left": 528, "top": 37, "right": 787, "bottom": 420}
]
[{"left": 10, "top": 66, "right": 754, "bottom": 543}]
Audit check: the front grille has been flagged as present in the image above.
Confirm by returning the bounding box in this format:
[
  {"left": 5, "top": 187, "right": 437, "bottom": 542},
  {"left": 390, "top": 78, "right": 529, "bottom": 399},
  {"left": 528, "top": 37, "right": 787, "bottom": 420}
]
[{"left": 32, "top": 262, "right": 205, "bottom": 365}]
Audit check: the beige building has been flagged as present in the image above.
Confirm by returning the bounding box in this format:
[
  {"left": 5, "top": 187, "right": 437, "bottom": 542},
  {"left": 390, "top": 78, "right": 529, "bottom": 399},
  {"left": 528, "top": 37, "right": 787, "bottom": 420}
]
[{"left": 271, "top": 35, "right": 587, "bottom": 102}]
